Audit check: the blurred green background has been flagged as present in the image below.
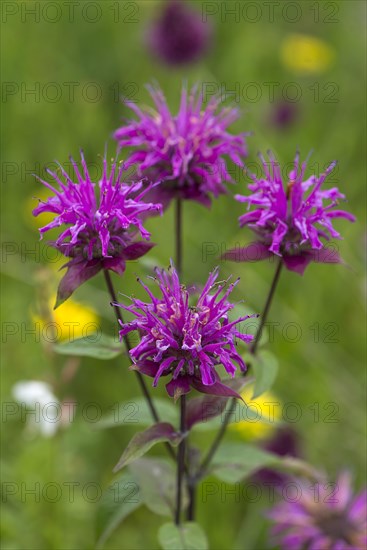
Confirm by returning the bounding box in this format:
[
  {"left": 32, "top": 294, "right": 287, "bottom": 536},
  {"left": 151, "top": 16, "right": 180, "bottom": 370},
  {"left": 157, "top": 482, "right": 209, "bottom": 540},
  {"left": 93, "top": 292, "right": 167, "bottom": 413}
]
[{"left": 1, "top": 1, "right": 366, "bottom": 548}]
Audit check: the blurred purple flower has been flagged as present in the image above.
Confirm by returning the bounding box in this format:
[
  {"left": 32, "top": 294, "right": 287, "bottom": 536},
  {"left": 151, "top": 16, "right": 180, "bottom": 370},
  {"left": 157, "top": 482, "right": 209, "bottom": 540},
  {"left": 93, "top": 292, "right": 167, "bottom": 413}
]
[
  {"left": 147, "top": 0, "right": 211, "bottom": 66},
  {"left": 117, "top": 263, "right": 256, "bottom": 400},
  {"left": 33, "top": 153, "right": 161, "bottom": 307},
  {"left": 222, "top": 151, "right": 355, "bottom": 275},
  {"left": 269, "top": 100, "right": 299, "bottom": 129},
  {"left": 255, "top": 426, "right": 301, "bottom": 487},
  {"left": 114, "top": 85, "right": 248, "bottom": 209},
  {"left": 268, "top": 472, "right": 367, "bottom": 550}
]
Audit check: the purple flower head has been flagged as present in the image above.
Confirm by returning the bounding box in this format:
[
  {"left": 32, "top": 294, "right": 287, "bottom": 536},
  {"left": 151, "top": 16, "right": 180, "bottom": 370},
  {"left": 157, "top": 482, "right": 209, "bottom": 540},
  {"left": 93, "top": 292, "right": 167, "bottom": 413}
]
[
  {"left": 223, "top": 151, "right": 355, "bottom": 275},
  {"left": 147, "top": 0, "right": 211, "bottom": 66},
  {"left": 255, "top": 426, "right": 301, "bottom": 487},
  {"left": 114, "top": 85, "right": 248, "bottom": 209},
  {"left": 33, "top": 152, "right": 161, "bottom": 307},
  {"left": 269, "top": 100, "right": 299, "bottom": 129},
  {"left": 268, "top": 472, "right": 367, "bottom": 550},
  {"left": 117, "top": 263, "right": 256, "bottom": 400}
]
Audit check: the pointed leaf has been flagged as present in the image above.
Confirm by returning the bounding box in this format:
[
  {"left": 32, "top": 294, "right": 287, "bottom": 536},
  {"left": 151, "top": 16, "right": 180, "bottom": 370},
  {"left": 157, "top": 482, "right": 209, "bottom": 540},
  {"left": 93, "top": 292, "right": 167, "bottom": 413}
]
[
  {"left": 158, "top": 522, "right": 208, "bottom": 550},
  {"left": 55, "top": 260, "right": 101, "bottom": 308},
  {"left": 96, "top": 472, "right": 141, "bottom": 548},
  {"left": 191, "top": 378, "right": 244, "bottom": 400},
  {"left": 113, "top": 423, "right": 182, "bottom": 473},
  {"left": 129, "top": 458, "right": 188, "bottom": 517},
  {"left": 211, "top": 442, "right": 281, "bottom": 483},
  {"left": 54, "top": 334, "right": 124, "bottom": 360},
  {"left": 210, "top": 442, "right": 322, "bottom": 484}
]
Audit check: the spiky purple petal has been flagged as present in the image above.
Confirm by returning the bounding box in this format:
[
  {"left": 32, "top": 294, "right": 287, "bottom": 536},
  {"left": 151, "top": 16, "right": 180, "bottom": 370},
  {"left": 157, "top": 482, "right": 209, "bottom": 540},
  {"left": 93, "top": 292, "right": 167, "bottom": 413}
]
[
  {"left": 33, "top": 153, "right": 162, "bottom": 305},
  {"left": 117, "top": 263, "right": 256, "bottom": 398},
  {"left": 226, "top": 152, "right": 355, "bottom": 275},
  {"left": 114, "top": 85, "right": 248, "bottom": 208},
  {"left": 267, "top": 472, "right": 367, "bottom": 550}
]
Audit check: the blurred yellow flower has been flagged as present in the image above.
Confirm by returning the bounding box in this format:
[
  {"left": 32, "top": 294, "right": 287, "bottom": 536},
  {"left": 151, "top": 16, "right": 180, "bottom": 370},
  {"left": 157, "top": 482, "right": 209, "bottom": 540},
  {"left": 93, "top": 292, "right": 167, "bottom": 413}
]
[
  {"left": 281, "top": 34, "right": 335, "bottom": 74},
  {"left": 231, "top": 386, "right": 282, "bottom": 440},
  {"left": 33, "top": 296, "right": 100, "bottom": 342}
]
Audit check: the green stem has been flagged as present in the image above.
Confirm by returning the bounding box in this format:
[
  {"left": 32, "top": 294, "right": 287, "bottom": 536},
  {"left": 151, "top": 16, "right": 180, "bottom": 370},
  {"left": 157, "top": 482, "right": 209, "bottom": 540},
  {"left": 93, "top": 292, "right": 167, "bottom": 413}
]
[
  {"left": 250, "top": 258, "right": 283, "bottom": 355},
  {"left": 197, "top": 399, "right": 237, "bottom": 481},
  {"left": 175, "top": 395, "right": 186, "bottom": 525},
  {"left": 103, "top": 270, "right": 176, "bottom": 461},
  {"left": 186, "top": 482, "right": 196, "bottom": 521},
  {"left": 175, "top": 198, "right": 183, "bottom": 275},
  {"left": 190, "top": 258, "right": 284, "bottom": 502},
  {"left": 103, "top": 270, "right": 161, "bottom": 423}
]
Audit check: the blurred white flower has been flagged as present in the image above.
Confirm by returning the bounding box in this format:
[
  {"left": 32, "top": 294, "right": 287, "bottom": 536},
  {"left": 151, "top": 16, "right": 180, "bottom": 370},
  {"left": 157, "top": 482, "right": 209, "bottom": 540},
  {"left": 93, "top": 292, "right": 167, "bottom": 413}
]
[{"left": 12, "top": 380, "right": 66, "bottom": 437}]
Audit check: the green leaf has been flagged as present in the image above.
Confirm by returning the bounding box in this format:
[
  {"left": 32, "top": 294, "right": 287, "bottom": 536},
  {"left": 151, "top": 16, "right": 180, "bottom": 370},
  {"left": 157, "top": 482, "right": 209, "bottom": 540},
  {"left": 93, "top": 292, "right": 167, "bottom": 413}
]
[
  {"left": 158, "top": 522, "right": 208, "bottom": 550},
  {"left": 95, "top": 398, "right": 178, "bottom": 429},
  {"left": 129, "top": 458, "right": 188, "bottom": 517},
  {"left": 54, "top": 334, "right": 123, "bottom": 360},
  {"left": 210, "top": 441, "right": 281, "bottom": 483},
  {"left": 210, "top": 442, "right": 322, "bottom": 484},
  {"left": 96, "top": 472, "right": 141, "bottom": 548},
  {"left": 251, "top": 350, "right": 279, "bottom": 399},
  {"left": 113, "top": 423, "right": 182, "bottom": 473}
]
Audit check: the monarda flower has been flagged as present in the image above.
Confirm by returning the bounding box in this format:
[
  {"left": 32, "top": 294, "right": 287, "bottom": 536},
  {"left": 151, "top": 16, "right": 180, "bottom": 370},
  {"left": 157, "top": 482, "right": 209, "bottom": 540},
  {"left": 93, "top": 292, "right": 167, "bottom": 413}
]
[
  {"left": 114, "top": 85, "right": 248, "bottom": 209},
  {"left": 269, "top": 100, "right": 299, "bottom": 130},
  {"left": 33, "top": 153, "right": 161, "bottom": 307},
  {"left": 254, "top": 426, "right": 301, "bottom": 488},
  {"left": 146, "top": 0, "right": 211, "bottom": 66},
  {"left": 117, "top": 264, "right": 256, "bottom": 400},
  {"left": 223, "top": 151, "right": 355, "bottom": 275},
  {"left": 268, "top": 472, "right": 367, "bottom": 550}
]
